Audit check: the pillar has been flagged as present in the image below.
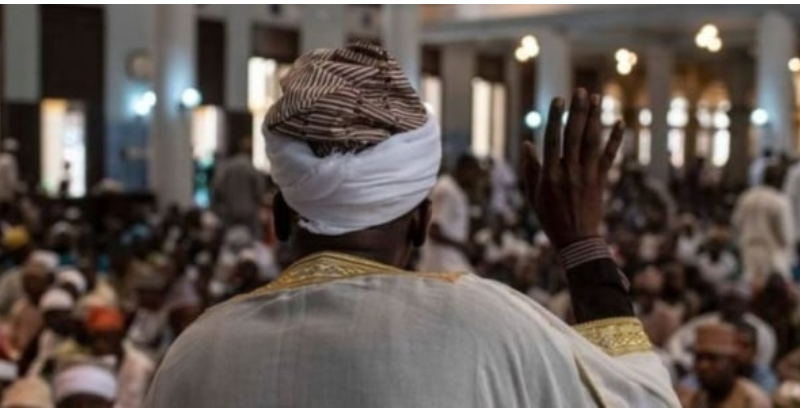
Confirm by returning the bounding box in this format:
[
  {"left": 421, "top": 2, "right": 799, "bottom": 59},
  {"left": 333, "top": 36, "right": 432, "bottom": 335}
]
[
  {"left": 382, "top": 5, "right": 421, "bottom": 90},
  {"left": 151, "top": 4, "right": 196, "bottom": 208},
  {"left": 300, "top": 5, "right": 346, "bottom": 53},
  {"left": 535, "top": 29, "right": 571, "bottom": 153},
  {"left": 505, "top": 53, "right": 523, "bottom": 167},
  {"left": 441, "top": 43, "right": 475, "bottom": 162},
  {"left": 224, "top": 5, "right": 254, "bottom": 156},
  {"left": 756, "top": 11, "right": 796, "bottom": 153},
  {"left": 647, "top": 45, "right": 673, "bottom": 182},
  {"left": 105, "top": 4, "right": 156, "bottom": 189},
  {"left": 3, "top": 5, "right": 39, "bottom": 103},
  {"left": 724, "top": 51, "right": 754, "bottom": 188}
]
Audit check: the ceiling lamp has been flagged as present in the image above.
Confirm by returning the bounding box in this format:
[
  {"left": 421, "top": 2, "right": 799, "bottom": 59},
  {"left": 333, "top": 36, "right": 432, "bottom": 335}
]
[
  {"left": 695, "top": 24, "right": 723, "bottom": 53},
  {"left": 789, "top": 57, "right": 800, "bottom": 73},
  {"left": 515, "top": 35, "right": 540, "bottom": 63},
  {"left": 615, "top": 48, "right": 637, "bottom": 76}
]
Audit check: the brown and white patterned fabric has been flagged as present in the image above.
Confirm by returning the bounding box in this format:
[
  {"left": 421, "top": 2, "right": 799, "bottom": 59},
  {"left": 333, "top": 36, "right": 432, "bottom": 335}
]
[{"left": 264, "top": 42, "right": 427, "bottom": 157}]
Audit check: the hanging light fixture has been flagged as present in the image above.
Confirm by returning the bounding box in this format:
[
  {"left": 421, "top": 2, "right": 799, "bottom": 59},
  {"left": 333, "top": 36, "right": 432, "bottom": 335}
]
[
  {"left": 515, "top": 35, "right": 540, "bottom": 63},
  {"left": 695, "top": 24, "right": 723, "bottom": 53},
  {"left": 615, "top": 48, "right": 638, "bottom": 76}
]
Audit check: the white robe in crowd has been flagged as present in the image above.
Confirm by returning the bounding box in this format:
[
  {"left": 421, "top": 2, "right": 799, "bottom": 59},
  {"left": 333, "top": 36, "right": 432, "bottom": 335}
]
[
  {"left": 732, "top": 186, "right": 794, "bottom": 284},
  {"left": 784, "top": 161, "right": 800, "bottom": 246},
  {"left": 146, "top": 253, "right": 679, "bottom": 408},
  {"left": 419, "top": 175, "right": 474, "bottom": 273}
]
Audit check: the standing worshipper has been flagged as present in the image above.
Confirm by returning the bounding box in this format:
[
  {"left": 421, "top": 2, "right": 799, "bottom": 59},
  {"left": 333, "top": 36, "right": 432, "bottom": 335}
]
[
  {"left": 418, "top": 154, "right": 482, "bottom": 273},
  {"left": 0, "top": 139, "right": 19, "bottom": 207},
  {"left": 145, "top": 44, "right": 678, "bottom": 407},
  {"left": 211, "top": 138, "right": 266, "bottom": 239},
  {"left": 733, "top": 164, "right": 794, "bottom": 286}
]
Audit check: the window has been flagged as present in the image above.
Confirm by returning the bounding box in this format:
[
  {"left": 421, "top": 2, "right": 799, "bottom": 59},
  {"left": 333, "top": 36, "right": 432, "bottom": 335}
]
[
  {"left": 248, "top": 57, "right": 292, "bottom": 173},
  {"left": 696, "top": 100, "right": 731, "bottom": 166},
  {"left": 191, "top": 106, "right": 223, "bottom": 207},
  {"left": 471, "top": 78, "right": 507, "bottom": 159},
  {"left": 41, "top": 99, "right": 86, "bottom": 197},
  {"left": 420, "top": 75, "right": 442, "bottom": 120}
]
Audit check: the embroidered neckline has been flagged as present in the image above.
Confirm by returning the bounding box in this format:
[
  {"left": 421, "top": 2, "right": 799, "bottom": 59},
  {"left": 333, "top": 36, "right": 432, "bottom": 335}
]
[{"left": 228, "top": 252, "right": 463, "bottom": 303}]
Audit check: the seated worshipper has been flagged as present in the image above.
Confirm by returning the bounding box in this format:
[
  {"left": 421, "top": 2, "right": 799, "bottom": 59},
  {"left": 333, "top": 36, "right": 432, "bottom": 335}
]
[
  {"left": 666, "top": 282, "right": 777, "bottom": 374},
  {"left": 83, "top": 307, "right": 154, "bottom": 408},
  {"left": 418, "top": 154, "right": 482, "bottom": 274},
  {"left": 54, "top": 363, "right": 117, "bottom": 408},
  {"left": 0, "top": 377, "right": 52, "bottom": 408},
  {"left": 695, "top": 228, "right": 739, "bottom": 289},
  {"left": 680, "top": 320, "right": 778, "bottom": 396},
  {"left": 675, "top": 214, "right": 703, "bottom": 267},
  {"left": 145, "top": 46, "right": 679, "bottom": 407},
  {"left": 751, "top": 273, "right": 800, "bottom": 361},
  {"left": 9, "top": 252, "right": 58, "bottom": 358},
  {"left": 21, "top": 287, "right": 80, "bottom": 377},
  {"left": 633, "top": 265, "right": 681, "bottom": 348},
  {"left": 125, "top": 269, "right": 170, "bottom": 360},
  {"left": 55, "top": 269, "right": 87, "bottom": 301},
  {"left": 75, "top": 255, "right": 118, "bottom": 313},
  {"left": 677, "top": 323, "right": 771, "bottom": 408},
  {"left": 474, "top": 214, "right": 531, "bottom": 284}
]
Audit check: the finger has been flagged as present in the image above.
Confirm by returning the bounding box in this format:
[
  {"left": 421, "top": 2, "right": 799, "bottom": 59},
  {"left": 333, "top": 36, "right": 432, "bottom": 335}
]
[
  {"left": 599, "top": 121, "right": 625, "bottom": 174},
  {"left": 563, "top": 89, "right": 589, "bottom": 165},
  {"left": 522, "top": 141, "right": 542, "bottom": 199},
  {"left": 581, "top": 94, "right": 603, "bottom": 165},
  {"left": 543, "top": 97, "right": 565, "bottom": 172}
]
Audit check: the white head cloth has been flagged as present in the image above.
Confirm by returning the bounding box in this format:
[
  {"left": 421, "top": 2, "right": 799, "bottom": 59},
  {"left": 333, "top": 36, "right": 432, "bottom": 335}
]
[
  {"left": 54, "top": 364, "right": 117, "bottom": 402},
  {"left": 0, "top": 360, "right": 17, "bottom": 382},
  {"left": 27, "top": 251, "right": 59, "bottom": 273},
  {"left": 265, "top": 117, "right": 442, "bottom": 236},
  {"left": 57, "top": 268, "right": 88, "bottom": 295},
  {"left": 39, "top": 287, "right": 75, "bottom": 312}
]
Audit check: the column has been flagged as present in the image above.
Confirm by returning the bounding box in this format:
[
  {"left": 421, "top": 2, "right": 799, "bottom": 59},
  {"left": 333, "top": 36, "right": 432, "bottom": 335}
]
[
  {"left": 724, "top": 50, "right": 754, "bottom": 188},
  {"left": 535, "top": 29, "right": 571, "bottom": 153},
  {"left": 151, "top": 4, "right": 196, "bottom": 208},
  {"left": 647, "top": 45, "right": 673, "bottom": 182},
  {"left": 441, "top": 43, "right": 475, "bottom": 162},
  {"left": 105, "top": 4, "right": 156, "bottom": 189},
  {"left": 224, "top": 5, "right": 253, "bottom": 156},
  {"left": 505, "top": 53, "right": 522, "bottom": 167},
  {"left": 382, "top": 5, "right": 421, "bottom": 90},
  {"left": 756, "top": 11, "right": 796, "bottom": 153},
  {"left": 3, "top": 5, "right": 41, "bottom": 186},
  {"left": 3, "top": 5, "right": 39, "bottom": 103},
  {"left": 300, "top": 5, "right": 346, "bottom": 53}
]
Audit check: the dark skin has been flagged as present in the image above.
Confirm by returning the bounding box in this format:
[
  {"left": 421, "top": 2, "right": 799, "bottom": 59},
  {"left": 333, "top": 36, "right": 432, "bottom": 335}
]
[
  {"left": 57, "top": 394, "right": 113, "bottom": 408},
  {"left": 695, "top": 351, "right": 738, "bottom": 404},
  {"left": 275, "top": 89, "right": 624, "bottom": 271}
]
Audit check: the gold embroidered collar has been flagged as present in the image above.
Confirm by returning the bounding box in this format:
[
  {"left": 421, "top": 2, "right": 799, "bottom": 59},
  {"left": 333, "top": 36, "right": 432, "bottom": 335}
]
[{"left": 236, "top": 252, "right": 463, "bottom": 301}]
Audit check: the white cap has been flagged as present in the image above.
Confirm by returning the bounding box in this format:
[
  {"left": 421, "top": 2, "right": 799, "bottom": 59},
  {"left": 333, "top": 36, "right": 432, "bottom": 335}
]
[
  {"left": 39, "top": 288, "right": 75, "bottom": 312},
  {"left": 0, "top": 360, "right": 17, "bottom": 382},
  {"left": 54, "top": 364, "right": 117, "bottom": 402},
  {"left": 57, "top": 268, "right": 88, "bottom": 295},
  {"left": 27, "top": 251, "right": 59, "bottom": 273}
]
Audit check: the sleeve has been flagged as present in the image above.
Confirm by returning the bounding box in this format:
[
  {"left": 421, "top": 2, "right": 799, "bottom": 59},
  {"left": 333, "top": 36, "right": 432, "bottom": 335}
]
[{"left": 559, "top": 237, "right": 634, "bottom": 323}]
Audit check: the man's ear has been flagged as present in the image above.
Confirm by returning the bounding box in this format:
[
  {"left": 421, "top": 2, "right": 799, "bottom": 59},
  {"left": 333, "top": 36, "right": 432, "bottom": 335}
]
[
  {"left": 410, "top": 199, "right": 432, "bottom": 248},
  {"left": 273, "top": 192, "right": 293, "bottom": 242}
]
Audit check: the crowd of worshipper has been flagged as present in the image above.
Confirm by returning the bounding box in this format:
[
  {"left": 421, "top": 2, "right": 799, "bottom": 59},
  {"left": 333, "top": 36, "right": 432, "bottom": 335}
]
[{"left": 3, "top": 133, "right": 800, "bottom": 407}]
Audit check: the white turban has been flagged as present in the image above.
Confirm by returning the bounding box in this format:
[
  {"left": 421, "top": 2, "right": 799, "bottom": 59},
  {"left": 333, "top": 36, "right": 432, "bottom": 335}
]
[
  {"left": 27, "top": 251, "right": 59, "bottom": 274},
  {"left": 0, "top": 360, "right": 17, "bottom": 382},
  {"left": 57, "top": 268, "right": 88, "bottom": 295},
  {"left": 39, "top": 287, "right": 75, "bottom": 312},
  {"left": 265, "top": 117, "right": 442, "bottom": 236},
  {"left": 54, "top": 364, "right": 117, "bottom": 402}
]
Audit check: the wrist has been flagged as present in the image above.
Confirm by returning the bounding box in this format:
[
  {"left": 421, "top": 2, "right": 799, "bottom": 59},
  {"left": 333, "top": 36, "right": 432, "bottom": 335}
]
[{"left": 558, "top": 236, "right": 611, "bottom": 270}]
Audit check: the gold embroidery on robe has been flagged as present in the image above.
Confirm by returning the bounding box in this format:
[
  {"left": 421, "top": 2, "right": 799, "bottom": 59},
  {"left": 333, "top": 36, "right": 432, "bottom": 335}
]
[
  {"left": 229, "top": 252, "right": 464, "bottom": 304},
  {"left": 573, "top": 317, "right": 652, "bottom": 356}
]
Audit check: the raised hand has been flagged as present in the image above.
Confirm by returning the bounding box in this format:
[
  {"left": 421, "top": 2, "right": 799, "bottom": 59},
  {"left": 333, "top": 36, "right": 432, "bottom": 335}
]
[{"left": 522, "top": 89, "right": 624, "bottom": 249}]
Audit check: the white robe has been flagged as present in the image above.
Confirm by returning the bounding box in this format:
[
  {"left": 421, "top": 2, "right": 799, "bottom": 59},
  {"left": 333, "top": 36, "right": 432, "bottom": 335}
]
[
  {"left": 145, "top": 253, "right": 678, "bottom": 408},
  {"left": 732, "top": 186, "right": 794, "bottom": 284}
]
